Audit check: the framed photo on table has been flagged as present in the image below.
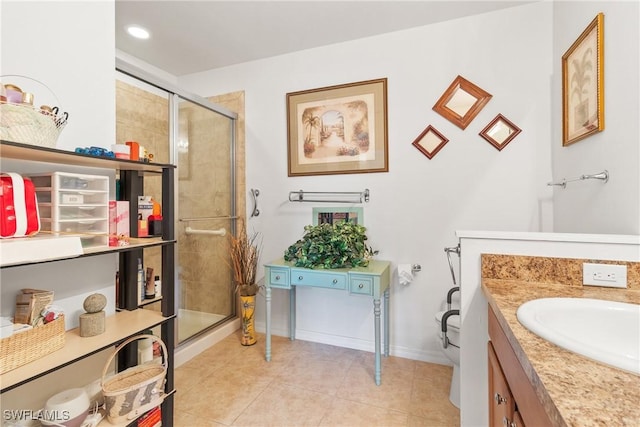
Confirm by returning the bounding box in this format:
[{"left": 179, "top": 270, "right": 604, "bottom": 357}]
[
  {"left": 312, "top": 207, "right": 363, "bottom": 226},
  {"left": 562, "top": 13, "right": 605, "bottom": 146},
  {"left": 287, "top": 78, "right": 388, "bottom": 176}
]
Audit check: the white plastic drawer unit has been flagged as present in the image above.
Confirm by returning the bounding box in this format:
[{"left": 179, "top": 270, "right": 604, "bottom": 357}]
[{"left": 28, "top": 172, "right": 110, "bottom": 248}]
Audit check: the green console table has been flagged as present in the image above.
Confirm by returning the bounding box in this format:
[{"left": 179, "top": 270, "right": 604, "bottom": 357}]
[{"left": 264, "top": 258, "right": 391, "bottom": 385}]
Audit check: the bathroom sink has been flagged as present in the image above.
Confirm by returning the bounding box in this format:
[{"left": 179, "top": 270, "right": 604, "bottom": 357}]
[{"left": 516, "top": 297, "right": 640, "bottom": 374}]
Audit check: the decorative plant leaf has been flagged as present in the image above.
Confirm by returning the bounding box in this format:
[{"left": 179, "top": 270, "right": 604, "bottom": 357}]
[{"left": 284, "top": 222, "right": 376, "bottom": 269}]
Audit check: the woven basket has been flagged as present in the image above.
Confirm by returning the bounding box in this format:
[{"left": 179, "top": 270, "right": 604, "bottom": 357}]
[
  {"left": 0, "top": 315, "right": 65, "bottom": 374},
  {"left": 0, "top": 103, "right": 65, "bottom": 148},
  {"left": 1, "top": 75, "right": 67, "bottom": 148},
  {"left": 101, "top": 334, "right": 167, "bottom": 424}
]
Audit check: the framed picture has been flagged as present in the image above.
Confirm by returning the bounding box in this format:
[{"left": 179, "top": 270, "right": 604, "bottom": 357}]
[
  {"left": 432, "top": 75, "right": 492, "bottom": 130},
  {"left": 287, "top": 78, "right": 388, "bottom": 176},
  {"left": 312, "top": 207, "right": 363, "bottom": 226},
  {"left": 562, "top": 13, "right": 604, "bottom": 146},
  {"left": 479, "top": 114, "right": 522, "bottom": 151},
  {"left": 411, "top": 125, "right": 449, "bottom": 159}
]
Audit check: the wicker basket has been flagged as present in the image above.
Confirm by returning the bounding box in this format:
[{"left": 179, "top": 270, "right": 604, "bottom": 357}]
[
  {"left": 101, "top": 334, "right": 167, "bottom": 424},
  {"left": 1, "top": 75, "right": 68, "bottom": 148},
  {"left": 0, "top": 103, "right": 65, "bottom": 148},
  {"left": 0, "top": 315, "right": 65, "bottom": 375}
]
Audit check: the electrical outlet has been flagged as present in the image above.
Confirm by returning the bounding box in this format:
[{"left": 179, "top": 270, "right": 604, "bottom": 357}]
[{"left": 583, "top": 263, "right": 627, "bottom": 288}]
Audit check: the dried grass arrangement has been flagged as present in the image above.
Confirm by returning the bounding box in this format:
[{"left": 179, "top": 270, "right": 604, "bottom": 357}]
[{"left": 228, "top": 225, "right": 262, "bottom": 296}]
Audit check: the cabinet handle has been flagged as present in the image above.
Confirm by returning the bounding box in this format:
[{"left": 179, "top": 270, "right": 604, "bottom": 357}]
[
  {"left": 332, "top": 279, "right": 338, "bottom": 284},
  {"left": 298, "top": 276, "right": 304, "bottom": 281},
  {"left": 275, "top": 275, "right": 280, "bottom": 280},
  {"left": 358, "top": 283, "right": 364, "bottom": 289},
  {"left": 494, "top": 393, "right": 507, "bottom": 405}
]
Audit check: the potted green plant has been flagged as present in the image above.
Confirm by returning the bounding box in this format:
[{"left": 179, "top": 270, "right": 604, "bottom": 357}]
[
  {"left": 228, "top": 225, "right": 261, "bottom": 345},
  {"left": 284, "top": 221, "right": 377, "bottom": 269}
]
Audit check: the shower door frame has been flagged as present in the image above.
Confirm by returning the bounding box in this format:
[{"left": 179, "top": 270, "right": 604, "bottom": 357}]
[{"left": 116, "top": 58, "right": 239, "bottom": 347}]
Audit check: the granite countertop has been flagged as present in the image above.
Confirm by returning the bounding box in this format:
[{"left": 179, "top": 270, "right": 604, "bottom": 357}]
[{"left": 482, "top": 279, "right": 640, "bottom": 427}]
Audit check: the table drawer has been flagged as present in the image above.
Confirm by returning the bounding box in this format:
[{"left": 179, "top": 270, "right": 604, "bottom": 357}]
[
  {"left": 269, "top": 268, "right": 290, "bottom": 289},
  {"left": 291, "top": 269, "right": 346, "bottom": 290},
  {"left": 349, "top": 275, "right": 373, "bottom": 296}
]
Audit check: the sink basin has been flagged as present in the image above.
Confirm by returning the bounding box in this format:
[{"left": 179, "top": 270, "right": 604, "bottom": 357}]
[{"left": 516, "top": 298, "right": 640, "bottom": 375}]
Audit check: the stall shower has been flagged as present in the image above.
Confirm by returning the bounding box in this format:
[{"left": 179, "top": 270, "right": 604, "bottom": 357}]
[{"left": 115, "top": 67, "right": 240, "bottom": 346}]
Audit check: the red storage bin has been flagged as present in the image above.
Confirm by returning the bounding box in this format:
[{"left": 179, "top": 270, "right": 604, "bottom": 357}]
[{"left": 0, "top": 172, "right": 40, "bottom": 238}]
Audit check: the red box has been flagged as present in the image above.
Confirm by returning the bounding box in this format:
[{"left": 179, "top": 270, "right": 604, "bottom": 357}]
[
  {"left": 0, "top": 172, "right": 40, "bottom": 238},
  {"left": 109, "top": 201, "right": 130, "bottom": 246},
  {"left": 137, "top": 406, "right": 161, "bottom": 427}
]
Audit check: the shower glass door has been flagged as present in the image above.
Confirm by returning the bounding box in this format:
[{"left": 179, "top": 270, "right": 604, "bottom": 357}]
[{"left": 176, "top": 96, "right": 236, "bottom": 344}]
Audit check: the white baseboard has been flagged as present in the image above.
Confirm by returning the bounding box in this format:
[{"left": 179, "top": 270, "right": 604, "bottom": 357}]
[
  {"left": 255, "top": 321, "right": 452, "bottom": 366},
  {"left": 174, "top": 318, "right": 240, "bottom": 368}
]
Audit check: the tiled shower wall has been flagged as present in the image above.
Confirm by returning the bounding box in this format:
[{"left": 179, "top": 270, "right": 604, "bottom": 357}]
[{"left": 115, "top": 81, "right": 246, "bottom": 318}]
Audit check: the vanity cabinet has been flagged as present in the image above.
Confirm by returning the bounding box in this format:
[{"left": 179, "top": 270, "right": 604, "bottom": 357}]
[
  {"left": 488, "top": 341, "right": 518, "bottom": 426},
  {"left": 0, "top": 140, "right": 176, "bottom": 426},
  {"left": 488, "top": 305, "right": 553, "bottom": 427}
]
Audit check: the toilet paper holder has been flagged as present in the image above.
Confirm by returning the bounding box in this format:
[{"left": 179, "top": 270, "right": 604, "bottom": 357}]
[{"left": 411, "top": 264, "right": 421, "bottom": 273}]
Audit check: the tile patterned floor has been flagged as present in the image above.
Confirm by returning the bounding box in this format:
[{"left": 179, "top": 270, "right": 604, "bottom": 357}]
[{"left": 174, "top": 331, "right": 460, "bottom": 427}]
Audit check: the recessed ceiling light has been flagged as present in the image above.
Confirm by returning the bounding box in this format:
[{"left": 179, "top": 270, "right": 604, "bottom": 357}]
[{"left": 126, "top": 25, "right": 150, "bottom": 40}]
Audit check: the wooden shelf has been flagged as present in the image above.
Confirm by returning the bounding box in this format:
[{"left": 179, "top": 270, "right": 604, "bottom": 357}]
[
  {"left": 1, "top": 138, "right": 177, "bottom": 423},
  {"left": 1, "top": 140, "right": 174, "bottom": 172},
  {"left": 0, "top": 237, "right": 175, "bottom": 268},
  {"left": 0, "top": 309, "right": 173, "bottom": 392}
]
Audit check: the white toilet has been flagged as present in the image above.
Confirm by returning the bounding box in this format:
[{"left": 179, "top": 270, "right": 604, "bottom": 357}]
[
  {"left": 435, "top": 308, "right": 460, "bottom": 408},
  {"left": 437, "top": 245, "right": 461, "bottom": 408}
]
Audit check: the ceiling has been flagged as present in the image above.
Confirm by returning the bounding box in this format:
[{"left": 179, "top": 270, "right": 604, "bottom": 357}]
[{"left": 115, "top": 1, "right": 533, "bottom": 76}]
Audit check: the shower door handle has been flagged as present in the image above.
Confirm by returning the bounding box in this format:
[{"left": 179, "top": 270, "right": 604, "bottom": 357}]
[
  {"left": 250, "top": 188, "right": 260, "bottom": 217},
  {"left": 185, "top": 226, "right": 227, "bottom": 236}
]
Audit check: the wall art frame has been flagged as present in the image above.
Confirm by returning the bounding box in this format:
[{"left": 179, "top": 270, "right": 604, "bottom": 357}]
[
  {"left": 312, "top": 207, "right": 363, "bottom": 226},
  {"left": 479, "top": 114, "right": 522, "bottom": 151},
  {"left": 432, "top": 75, "right": 492, "bottom": 130},
  {"left": 411, "top": 125, "right": 449, "bottom": 159},
  {"left": 562, "top": 12, "right": 604, "bottom": 146},
  {"left": 286, "top": 78, "right": 388, "bottom": 177}
]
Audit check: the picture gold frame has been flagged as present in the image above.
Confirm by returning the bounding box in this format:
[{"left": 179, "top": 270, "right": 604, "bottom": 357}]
[
  {"left": 562, "top": 13, "right": 605, "bottom": 146},
  {"left": 287, "top": 78, "right": 388, "bottom": 177},
  {"left": 432, "top": 75, "right": 492, "bottom": 130}
]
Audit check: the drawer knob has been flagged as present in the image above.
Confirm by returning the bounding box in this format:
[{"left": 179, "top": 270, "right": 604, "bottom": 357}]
[
  {"left": 275, "top": 275, "right": 280, "bottom": 280},
  {"left": 358, "top": 283, "right": 364, "bottom": 289},
  {"left": 332, "top": 279, "right": 338, "bottom": 284},
  {"left": 298, "top": 276, "right": 304, "bottom": 281},
  {"left": 494, "top": 393, "right": 507, "bottom": 405}
]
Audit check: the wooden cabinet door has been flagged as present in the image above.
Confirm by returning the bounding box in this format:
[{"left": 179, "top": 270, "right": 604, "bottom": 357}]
[
  {"left": 488, "top": 341, "right": 516, "bottom": 427},
  {"left": 513, "top": 409, "right": 526, "bottom": 427}
]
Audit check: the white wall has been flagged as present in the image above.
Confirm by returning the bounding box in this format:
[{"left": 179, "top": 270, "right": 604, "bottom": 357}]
[
  {"left": 551, "top": 1, "right": 640, "bottom": 234},
  {"left": 178, "top": 2, "right": 554, "bottom": 362},
  {"left": 1, "top": 0, "right": 117, "bottom": 328},
  {"left": 1, "top": 0, "right": 116, "bottom": 412},
  {"left": 1, "top": 1, "right": 115, "bottom": 152}
]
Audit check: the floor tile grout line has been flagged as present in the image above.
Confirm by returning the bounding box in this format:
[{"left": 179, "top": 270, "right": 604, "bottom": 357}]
[{"left": 229, "top": 375, "right": 280, "bottom": 426}]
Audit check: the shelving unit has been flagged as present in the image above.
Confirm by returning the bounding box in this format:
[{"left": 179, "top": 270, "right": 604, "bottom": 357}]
[{"left": 0, "top": 140, "right": 176, "bottom": 426}]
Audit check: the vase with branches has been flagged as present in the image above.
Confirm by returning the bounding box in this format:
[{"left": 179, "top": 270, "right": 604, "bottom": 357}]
[{"left": 228, "top": 225, "right": 262, "bottom": 345}]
